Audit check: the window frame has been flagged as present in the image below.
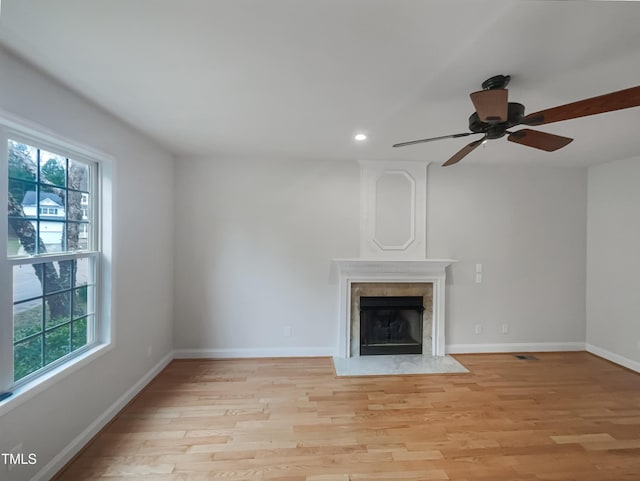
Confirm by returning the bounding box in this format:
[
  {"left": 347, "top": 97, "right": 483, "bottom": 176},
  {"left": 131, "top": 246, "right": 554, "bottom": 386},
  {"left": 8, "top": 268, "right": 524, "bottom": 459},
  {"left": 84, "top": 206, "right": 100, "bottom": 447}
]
[{"left": 0, "top": 112, "right": 113, "bottom": 415}]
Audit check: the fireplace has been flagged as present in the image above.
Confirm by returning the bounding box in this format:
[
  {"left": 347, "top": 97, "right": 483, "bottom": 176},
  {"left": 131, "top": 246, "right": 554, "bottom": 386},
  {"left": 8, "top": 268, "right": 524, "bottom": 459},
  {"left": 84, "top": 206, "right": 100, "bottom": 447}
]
[
  {"left": 332, "top": 259, "right": 454, "bottom": 357},
  {"left": 360, "top": 296, "right": 424, "bottom": 355}
]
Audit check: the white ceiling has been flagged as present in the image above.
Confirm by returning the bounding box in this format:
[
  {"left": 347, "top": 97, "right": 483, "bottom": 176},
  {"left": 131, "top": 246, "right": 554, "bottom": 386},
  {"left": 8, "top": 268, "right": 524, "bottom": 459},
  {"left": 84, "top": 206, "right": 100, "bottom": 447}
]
[{"left": 0, "top": 0, "right": 639, "bottom": 166}]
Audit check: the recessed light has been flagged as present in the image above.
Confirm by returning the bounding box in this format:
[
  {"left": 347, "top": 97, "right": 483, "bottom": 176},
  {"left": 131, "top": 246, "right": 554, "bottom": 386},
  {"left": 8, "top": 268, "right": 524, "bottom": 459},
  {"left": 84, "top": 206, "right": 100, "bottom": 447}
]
[{"left": 354, "top": 133, "right": 367, "bottom": 141}]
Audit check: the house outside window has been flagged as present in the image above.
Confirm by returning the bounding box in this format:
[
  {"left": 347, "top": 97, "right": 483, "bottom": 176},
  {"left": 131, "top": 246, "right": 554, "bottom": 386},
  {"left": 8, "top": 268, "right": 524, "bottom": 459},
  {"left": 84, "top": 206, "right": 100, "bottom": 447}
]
[
  {"left": 1, "top": 128, "right": 105, "bottom": 394},
  {"left": 38, "top": 206, "right": 61, "bottom": 216}
]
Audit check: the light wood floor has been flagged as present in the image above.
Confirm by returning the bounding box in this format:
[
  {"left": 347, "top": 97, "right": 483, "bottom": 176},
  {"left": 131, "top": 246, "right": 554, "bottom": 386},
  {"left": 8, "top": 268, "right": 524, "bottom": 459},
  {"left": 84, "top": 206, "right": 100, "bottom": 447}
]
[{"left": 55, "top": 352, "right": 640, "bottom": 480}]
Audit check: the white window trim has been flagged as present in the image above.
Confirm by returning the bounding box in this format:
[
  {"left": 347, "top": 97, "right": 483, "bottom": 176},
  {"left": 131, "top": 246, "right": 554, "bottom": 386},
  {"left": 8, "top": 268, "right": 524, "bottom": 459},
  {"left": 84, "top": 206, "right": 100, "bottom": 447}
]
[{"left": 0, "top": 109, "right": 114, "bottom": 416}]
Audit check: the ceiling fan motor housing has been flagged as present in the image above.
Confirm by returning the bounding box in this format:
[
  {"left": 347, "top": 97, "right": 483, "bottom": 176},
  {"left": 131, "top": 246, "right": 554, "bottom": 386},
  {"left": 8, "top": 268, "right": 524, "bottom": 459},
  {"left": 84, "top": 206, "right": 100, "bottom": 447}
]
[{"left": 469, "top": 102, "right": 524, "bottom": 138}]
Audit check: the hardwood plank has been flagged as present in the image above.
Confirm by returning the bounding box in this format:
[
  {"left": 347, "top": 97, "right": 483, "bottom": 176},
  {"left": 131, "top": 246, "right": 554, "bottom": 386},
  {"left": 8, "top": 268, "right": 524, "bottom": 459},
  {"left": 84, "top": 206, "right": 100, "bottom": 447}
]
[{"left": 551, "top": 433, "right": 616, "bottom": 444}]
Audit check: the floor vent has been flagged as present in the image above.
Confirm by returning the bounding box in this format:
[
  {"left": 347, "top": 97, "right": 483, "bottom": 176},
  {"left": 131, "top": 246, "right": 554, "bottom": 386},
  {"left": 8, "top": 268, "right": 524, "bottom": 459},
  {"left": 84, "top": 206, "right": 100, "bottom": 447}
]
[{"left": 515, "top": 354, "right": 538, "bottom": 360}]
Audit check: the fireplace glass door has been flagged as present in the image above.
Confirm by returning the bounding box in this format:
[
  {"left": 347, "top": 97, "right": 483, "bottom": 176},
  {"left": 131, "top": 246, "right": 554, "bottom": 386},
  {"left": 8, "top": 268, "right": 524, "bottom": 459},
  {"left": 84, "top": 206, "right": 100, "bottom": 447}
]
[{"left": 360, "top": 296, "right": 424, "bottom": 355}]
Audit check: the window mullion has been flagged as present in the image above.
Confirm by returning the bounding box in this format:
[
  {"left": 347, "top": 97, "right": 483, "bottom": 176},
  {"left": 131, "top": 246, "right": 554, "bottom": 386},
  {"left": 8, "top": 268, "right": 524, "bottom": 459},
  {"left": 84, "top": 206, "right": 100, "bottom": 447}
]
[
  {"left": 36, "top": 148, "right": 41, "bottom": 255},
  {"left": 8, "top": 250, "right": 99, "bottom": 267},
  {"left": 64, "top": 156, "right": 69, "bottom": 252}
]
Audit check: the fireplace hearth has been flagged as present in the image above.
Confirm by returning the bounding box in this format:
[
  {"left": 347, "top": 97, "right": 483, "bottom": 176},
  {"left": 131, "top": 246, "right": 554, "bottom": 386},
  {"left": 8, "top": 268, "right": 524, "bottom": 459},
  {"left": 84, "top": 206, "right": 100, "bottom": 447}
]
[{"left": 360, "top": 296, "right": 424, "bottom": 355}]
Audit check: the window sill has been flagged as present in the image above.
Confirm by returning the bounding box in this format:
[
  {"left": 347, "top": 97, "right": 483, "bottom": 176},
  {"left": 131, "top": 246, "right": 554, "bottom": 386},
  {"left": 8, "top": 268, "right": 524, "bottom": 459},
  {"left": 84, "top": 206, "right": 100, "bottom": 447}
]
[{"left": 0, "top": 342, "right": 113, "bottom": 417}]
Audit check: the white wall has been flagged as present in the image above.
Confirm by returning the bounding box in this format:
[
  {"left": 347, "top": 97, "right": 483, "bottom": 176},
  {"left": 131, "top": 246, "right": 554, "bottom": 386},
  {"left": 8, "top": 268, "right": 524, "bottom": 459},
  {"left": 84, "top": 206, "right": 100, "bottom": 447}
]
[
  {"left": 175, "top": 157, "right": 588, "bottom": 356},
  {"left": 428, "top": 164, "right": 588, "bottom": 350},
  {"left": 586, "top": 156, "right": 640, "bottom": 370},
  {"left": 174, "top": 156, "right": 360, "bottom": 355},
  {"left": 0, "top": 46, "right": 175, "bottom": 480}
]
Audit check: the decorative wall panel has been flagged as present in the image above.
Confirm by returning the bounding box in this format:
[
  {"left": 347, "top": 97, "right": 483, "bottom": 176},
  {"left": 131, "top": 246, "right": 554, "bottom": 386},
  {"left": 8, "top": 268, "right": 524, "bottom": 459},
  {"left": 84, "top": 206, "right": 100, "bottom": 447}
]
[{"left": 360, "top": 160, "right": 429, "bottom": 258}]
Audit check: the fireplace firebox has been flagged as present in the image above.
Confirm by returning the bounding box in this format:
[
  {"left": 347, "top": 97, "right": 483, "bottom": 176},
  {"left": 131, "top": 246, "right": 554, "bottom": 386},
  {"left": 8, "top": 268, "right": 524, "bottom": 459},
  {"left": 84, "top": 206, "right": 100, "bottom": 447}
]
[{"left": 359, "top": 296, "right": 424, "bottom": 355}]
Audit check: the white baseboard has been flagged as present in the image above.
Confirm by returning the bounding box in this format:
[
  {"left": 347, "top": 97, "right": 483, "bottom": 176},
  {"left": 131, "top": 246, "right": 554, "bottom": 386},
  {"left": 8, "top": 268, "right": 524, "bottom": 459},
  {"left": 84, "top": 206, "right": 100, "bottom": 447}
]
[
  {"left": 174, "top": 346, "right": 335, "bottom": 359},
  {"left": 446, "top": 341, "right": 586, "bottom": 354},
  {"left": 32, "top": 351, "right": 174, "bottom": 481},
  {"left": 586, "top": 343, "right": 640, "bottom": 373}
]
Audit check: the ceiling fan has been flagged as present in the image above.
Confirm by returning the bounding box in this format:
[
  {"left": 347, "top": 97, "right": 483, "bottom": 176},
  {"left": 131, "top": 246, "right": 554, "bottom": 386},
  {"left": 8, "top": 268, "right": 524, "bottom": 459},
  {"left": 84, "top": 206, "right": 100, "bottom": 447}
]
[{"left": 393, "top": 75, "right": 640, "bottom": 166}]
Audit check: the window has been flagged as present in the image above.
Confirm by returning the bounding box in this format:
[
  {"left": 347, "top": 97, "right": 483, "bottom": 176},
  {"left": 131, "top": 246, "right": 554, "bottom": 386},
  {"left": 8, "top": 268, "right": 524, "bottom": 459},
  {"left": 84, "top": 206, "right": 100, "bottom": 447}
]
[{"left": 1, "top": 125, "right": 105, "bottom": 396}]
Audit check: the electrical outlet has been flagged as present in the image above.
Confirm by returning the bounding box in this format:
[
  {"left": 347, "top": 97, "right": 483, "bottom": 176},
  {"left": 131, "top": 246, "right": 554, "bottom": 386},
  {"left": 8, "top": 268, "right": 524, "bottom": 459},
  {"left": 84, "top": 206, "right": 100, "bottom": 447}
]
[
  {"left": 502, "top": 323, "right": 509, "bottom": 334},
  {"left": 475, "top": 273, "right": 482, "bottom": 283},
  {"left": 475, "top": 263, "right": 483, "bottom": 273},
  {"left": 474, "top": 324, "right": 482, "bottom": 335},
  {"left": 284, "top": 326, "right": 292, "bottom": 337}
]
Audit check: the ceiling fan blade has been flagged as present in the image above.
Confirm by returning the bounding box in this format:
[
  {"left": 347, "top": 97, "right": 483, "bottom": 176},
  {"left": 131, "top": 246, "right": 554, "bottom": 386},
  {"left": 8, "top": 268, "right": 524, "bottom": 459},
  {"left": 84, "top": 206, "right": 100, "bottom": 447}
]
[
  {"left": 522, "top": 85, "right": 640, "bottom": 126},
  {"left": 442, "top": 137, "right": 485, "bottom": 167},
  {"left": 507, "top": 129, "right": 573, "bottom": 152},
  {"left": 470, "top": 89, "right": 508, "bottom": 123},
  {"left": 393, "top": 132, "right": 475, "bottom": 148}
]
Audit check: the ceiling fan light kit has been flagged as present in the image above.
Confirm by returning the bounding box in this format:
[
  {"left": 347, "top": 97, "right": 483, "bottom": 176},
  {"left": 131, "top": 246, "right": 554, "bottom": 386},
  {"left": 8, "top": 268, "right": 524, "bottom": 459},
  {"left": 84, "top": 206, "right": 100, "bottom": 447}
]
[{"left": 393, "top": 75, "right": 640, "bottom": 167}]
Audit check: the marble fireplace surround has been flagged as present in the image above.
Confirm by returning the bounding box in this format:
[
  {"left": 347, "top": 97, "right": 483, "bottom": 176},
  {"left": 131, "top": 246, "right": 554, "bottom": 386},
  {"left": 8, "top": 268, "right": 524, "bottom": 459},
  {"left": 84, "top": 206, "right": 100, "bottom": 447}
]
[
  {"left": 333, "top": 259, "right": 455, "bottom": 358},
  {"left": 352, "top": 282, "right": 433, "bottom": 357}
]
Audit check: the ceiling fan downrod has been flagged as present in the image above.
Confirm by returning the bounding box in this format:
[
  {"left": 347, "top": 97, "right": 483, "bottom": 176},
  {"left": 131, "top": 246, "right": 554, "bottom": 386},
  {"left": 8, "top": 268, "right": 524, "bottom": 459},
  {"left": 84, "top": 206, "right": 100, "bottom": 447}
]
[{"left": 481, "top": 74, "right": 511, "bottom": 90}]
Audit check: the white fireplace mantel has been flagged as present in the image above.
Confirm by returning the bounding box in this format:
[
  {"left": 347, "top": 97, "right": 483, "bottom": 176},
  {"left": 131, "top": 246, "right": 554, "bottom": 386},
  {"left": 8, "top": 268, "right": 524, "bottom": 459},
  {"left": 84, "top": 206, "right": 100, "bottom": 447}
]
[{"left": 332, "top": 258, "right": 456, "bottom": 358}]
